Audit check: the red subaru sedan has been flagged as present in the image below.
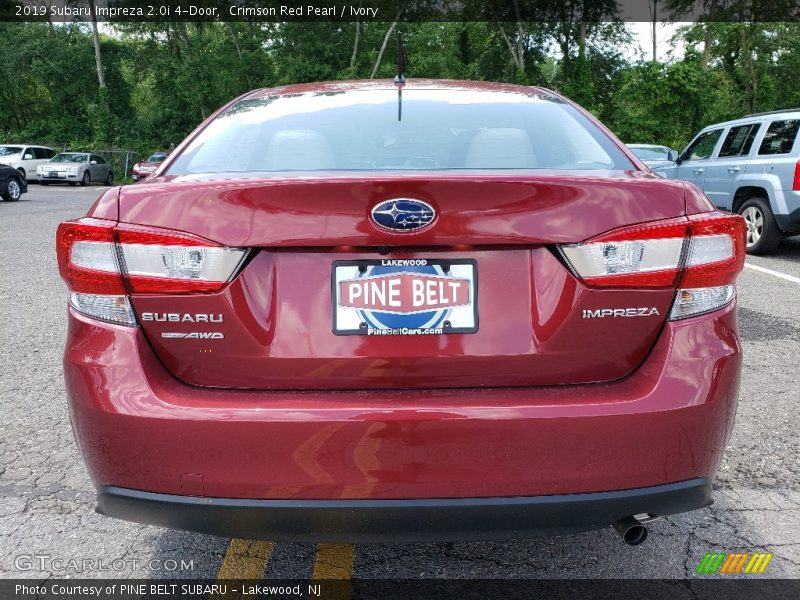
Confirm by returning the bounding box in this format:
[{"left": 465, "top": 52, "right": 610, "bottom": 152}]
[{"left": 57, "top": 81, "right": 745, "bottom": 545}]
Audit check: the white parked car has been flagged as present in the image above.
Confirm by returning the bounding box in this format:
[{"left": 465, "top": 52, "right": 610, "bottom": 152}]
[
  {"left": 0, "top": 145, "right": 57, "bottom": 181},
  {"left": 37, "top": 152, "right": 114, "bottom": 187}
]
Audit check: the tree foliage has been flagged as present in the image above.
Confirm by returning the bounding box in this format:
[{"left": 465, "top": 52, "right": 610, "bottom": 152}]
[{"left": 1, "top": 19, "right": 799, "bottom": 155}]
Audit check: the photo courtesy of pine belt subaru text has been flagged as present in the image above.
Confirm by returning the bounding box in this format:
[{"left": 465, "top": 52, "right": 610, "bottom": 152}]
[{"left": 56, "top": 80, "right": 746, "bottom": 544}]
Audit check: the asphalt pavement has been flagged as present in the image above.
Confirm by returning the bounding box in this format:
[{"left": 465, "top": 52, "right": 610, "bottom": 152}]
[{"left": 1, "top": 184, "right": 798, "bottom": 582}]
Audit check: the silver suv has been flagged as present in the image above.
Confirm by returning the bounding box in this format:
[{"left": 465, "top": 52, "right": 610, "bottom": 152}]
[{"left": 660, "top": 109, "right": 800, "bottom": 254}]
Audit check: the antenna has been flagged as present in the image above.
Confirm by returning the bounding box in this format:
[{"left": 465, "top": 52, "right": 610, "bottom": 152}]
[
  {"left": 395, "top": 32, "right": 406, "bottom": 121},
  {"left": 395, "top": 32, "right": 406, "bottom": 86}
]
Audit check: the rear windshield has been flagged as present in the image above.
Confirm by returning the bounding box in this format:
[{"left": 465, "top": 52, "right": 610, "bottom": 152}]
[
  {"left": 168, "top": 89, "right": 632, "bottom": 176},
  {"left": 147, "top": 153, "right": 168, "bottom": 162}
]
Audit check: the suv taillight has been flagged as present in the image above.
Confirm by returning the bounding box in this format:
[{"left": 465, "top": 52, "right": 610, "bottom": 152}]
[
  {"left": 56, "top": 219, "right": 247, "bottom": 325},
  {"left": 560, "top": 212, "right": 746, "bottom": 320},
  {"left": 793, "top": 160, "right": 800, "bottom": 191}
]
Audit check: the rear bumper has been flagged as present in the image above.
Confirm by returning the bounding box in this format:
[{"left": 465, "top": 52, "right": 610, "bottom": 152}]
[
  {"left": 97, "top": 478, "right": 712, "bottom": 542},
  {"left": 65, "top": 300, "right": 740, "bottom": 534},
  {"left": 40, "top": 174, "right": 77, "bottom": 182}
]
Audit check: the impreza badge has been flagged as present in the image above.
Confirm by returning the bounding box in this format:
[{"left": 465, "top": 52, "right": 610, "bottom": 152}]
[{"left": 582, "top": 307, "right": 660, "bottom": 318}]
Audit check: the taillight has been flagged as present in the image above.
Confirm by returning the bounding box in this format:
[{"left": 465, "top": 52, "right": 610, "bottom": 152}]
[
  {"left": 561, "top": 212, "right": 746, "bottom": 320},
  {"left": 680, "top": 213, "right": 745, "bottom": 288},
  {"left": 561, "top": 217, "right": 688, "bottom": 288},
  {"left": 115, "top": 224, "right": 248, "bottom": 293},
  {"left": 793, "top": 160, "right": 800, "bottom": 191},
  {"left": 56, "top": 218, "right": 126, "bottom": 295},
  {"left": 56, "top": 219, "right": 247, "bottom": 325}
]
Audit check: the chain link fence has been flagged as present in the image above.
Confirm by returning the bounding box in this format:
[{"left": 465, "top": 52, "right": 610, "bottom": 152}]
[{"left": 93, "top": 149, "right": 141, "bottom": 181}]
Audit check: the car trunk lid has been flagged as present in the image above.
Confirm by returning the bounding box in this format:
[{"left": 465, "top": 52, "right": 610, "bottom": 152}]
[{"left": 119, "top": 173, "right": 686, "bottom": 390}]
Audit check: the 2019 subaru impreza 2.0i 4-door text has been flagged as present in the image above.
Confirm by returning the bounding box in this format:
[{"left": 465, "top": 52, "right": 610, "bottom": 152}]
[{"left": 57, "top": 81, "right": 745, "bottom": 545}]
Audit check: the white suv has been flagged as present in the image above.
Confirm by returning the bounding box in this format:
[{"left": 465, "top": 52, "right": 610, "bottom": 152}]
[
  {"left": 0, "top": 145, "right": 57, "bottom": 182},
  {"left": 660, "top": 109, "right": 800, "bottom": 254}
]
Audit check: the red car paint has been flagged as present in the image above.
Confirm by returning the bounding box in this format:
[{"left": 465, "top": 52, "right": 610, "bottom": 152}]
[{"left": 58, "top": 80, "right": 745, "bottom": 540}]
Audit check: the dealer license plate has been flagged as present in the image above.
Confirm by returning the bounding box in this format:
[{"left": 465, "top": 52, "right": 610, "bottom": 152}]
[{"left": 332, "top": 259, "right": 478, "bottom": 336}]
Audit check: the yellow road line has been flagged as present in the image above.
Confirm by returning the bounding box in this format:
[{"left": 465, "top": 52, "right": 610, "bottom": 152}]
[
  {"left": 312, "top": 543, "right": 356, "bottom": 579},
  {"left": 211, "top": 538, "right": 274, "bottom": 599},
  {"left": 218, "top": 538, "right": 275, "bottom": 579},
  {"left": 311, "top": 544, "right": 356, "bottom": 600}
]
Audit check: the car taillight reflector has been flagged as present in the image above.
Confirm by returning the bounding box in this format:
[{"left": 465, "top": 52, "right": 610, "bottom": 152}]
[
  {"left": 69, "top": 293, "right": 137, "bottom": 326},
  {"left": 560, "top": 212, "right": 746, "bottom": 320},
  {"left": 56, "top": 219, "right": 247, "bottom": 324},
  {"left": 669, "top": 286, "right": 735, "bottom": 320}
]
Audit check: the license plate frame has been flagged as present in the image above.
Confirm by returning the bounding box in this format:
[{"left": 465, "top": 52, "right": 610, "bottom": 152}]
[{"left": 332, "top": 258, "right": 478, "bottom": 336}]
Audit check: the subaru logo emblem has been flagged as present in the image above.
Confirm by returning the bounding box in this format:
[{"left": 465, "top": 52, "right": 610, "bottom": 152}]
[{"left": 370, "top": 199, "right": 436, "bottom": 232}]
